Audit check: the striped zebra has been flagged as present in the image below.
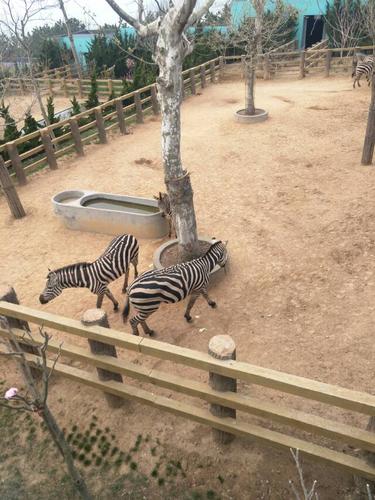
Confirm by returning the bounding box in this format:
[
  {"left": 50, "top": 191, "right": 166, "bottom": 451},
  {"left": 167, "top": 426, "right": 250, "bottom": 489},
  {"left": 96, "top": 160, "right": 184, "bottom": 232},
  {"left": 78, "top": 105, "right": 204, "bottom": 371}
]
[
  {"left": 154, "top": 192, "right": 175, "bottom": 238},
  {"left": 39, "top": 234, "right": 139, "bottom": 310},
  {"left": 123, "top": 240, "right": 228, "bottom": 336},
  {"left": 352, "top": 56, "right": 374, "bottom": 88}
]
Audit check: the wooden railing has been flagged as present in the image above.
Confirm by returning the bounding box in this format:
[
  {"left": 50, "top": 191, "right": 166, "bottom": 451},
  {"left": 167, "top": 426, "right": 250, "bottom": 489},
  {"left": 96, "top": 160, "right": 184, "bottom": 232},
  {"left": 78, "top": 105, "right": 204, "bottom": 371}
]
[
  {"left": 0, "top": 57, "right": 223, "bottom": 196},
  {"left": 0, "top": 299, "right": 374, "bottom": 480}
]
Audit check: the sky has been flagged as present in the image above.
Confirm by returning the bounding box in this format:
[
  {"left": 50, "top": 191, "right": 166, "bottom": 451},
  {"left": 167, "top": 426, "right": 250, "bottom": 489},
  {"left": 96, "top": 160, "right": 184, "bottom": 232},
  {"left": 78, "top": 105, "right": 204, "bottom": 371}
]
[{"left": 8, "top": 0, "right": 227, "bottom": 32}]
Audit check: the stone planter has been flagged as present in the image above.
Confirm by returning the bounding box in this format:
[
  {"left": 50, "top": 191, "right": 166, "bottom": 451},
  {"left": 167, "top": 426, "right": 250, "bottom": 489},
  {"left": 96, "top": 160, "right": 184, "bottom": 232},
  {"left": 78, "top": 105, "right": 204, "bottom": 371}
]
[
  {"left": 235, "top": 108, "right": 269, "bottom": 123},
  {"left": 153, "top": 237, "right": 227, "bottom": 285}
]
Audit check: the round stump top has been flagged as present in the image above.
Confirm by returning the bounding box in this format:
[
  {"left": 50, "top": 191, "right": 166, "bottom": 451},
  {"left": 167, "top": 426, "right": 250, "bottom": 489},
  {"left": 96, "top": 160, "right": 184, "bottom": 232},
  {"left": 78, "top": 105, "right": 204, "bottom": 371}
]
[
  {"left": 81, "top": 308, "right": 107, "bottom": 325},
  {"left": 208, "top": 335, "right": 236, "bottom": 360}
]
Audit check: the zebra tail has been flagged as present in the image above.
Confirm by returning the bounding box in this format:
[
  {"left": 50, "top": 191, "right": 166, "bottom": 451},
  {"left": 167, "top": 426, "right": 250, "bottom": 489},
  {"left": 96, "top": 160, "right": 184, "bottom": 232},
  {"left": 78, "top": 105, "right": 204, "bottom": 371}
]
[{"left": 122, "top": 294, "right": 130, "bottom": 323}]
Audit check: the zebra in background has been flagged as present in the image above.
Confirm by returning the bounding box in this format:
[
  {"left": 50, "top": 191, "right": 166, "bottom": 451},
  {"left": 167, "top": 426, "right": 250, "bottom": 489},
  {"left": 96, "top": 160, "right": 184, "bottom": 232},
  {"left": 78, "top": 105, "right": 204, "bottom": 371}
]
[
  {"left": 123, "top": 240, "right": 228, "bottom": 336},
  {"left": 352, "top": 55, "right": 374, "bottom": 88},
  {"left": 154, "top": 192, "right": 175, "bottom": 238},
  {"left": 39, "top": 234, "right": 139, "bottom": 310}
]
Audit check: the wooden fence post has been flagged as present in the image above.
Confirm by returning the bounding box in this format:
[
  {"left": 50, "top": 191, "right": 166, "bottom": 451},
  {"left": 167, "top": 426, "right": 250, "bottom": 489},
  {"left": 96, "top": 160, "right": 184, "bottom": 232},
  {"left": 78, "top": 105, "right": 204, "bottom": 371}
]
[
  {"left": 62, "top": 77, "right": 68, "bottom": 97},
  {"left": 0, "top": 155, "right": 25, "bottom": 218},
  {"left": 200, "top": 65, "right": 206, "bottom": 88},
  {"left": 115, "top": 99, "right": 127, "bottom": 135},
  {"left": 299, "top": 51, "right": 306, "bottom": 79},
  {"left": 134, "top": 92, "right": 144, "bottom": 123},
  {"left": 0, "top": 286, "right": 40, "bottom": 379},
  {"left": 108, "top": 79, "right": 113, "bottom": 96},
  {"left": 66, "top": 65, "right": 72, "bottom": 79},
  {"left": 362, "top": 74, "right": 375, "bottom": 165},
  {"left": 81, "top": 309, "right": 124, "bottom": 408},
  {"left": 69, "top": 118, "right": 84, "bottom": 156},
  {"left": 208, "top": 335, "right": 237, "bottom": 444},
  {"left": 19, "top": 78, "right": 26, "bottom": 94},
  {"left": 40, "top": 129, "right": 58, "bottom": 170},
  {"left": 94, "top": 107, "right": 107, "bottom": 144},
  {"left": 263, "top": 55, "right": 271, "bottom": 80},
  {"left": 210, "top": 61, "right": 216, "bottom": 83},
  {"left": 189, "top": 69, "right": 196, "bottom": 95},
  {"left": 77, "top": 79, "right": 83, "bottom": 98},
  {"left": 6, "top": 142, "right": 27, "bottom": 186},
  {"left": 219, "top": 56, "right": 225, "bottom": 80},
  {"left": 151, "top": 85, "right": 159, "bottom": 115},
  {"left": 325, "top": 50, "right": 332, "bottom": 77}
]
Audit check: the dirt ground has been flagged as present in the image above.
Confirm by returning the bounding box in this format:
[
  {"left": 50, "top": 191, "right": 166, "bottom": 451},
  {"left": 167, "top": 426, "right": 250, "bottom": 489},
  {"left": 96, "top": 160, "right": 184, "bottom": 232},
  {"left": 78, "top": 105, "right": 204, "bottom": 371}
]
[{"left": 1, "top": 72, "right": 374, "bottom": 498}]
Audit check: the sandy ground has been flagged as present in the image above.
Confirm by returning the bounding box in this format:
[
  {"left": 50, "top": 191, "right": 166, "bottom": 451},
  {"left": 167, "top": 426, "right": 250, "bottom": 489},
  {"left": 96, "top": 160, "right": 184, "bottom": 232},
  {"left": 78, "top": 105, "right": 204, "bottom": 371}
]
[{"left": 1, "top": 72, "right": 374, "bottom": 498}]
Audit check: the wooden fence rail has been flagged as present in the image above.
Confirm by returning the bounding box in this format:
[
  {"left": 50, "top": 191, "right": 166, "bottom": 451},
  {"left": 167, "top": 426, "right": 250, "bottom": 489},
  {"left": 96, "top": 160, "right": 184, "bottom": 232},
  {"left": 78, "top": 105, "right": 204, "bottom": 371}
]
[
  {"left": 0, "top": 57, "right": 222, "bottom": 213},
  {"left": 0, "top": 300, "right": 374, "bottom": 480}
]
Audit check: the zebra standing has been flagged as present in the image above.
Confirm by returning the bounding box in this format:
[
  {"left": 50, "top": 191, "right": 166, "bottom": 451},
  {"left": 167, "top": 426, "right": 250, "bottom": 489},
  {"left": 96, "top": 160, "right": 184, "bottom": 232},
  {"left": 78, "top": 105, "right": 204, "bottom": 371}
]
[
  {"left": 123, "top": 240, "right": 228, "bottom": 336},
  {"left": 352, "top": 56, "right": 374, "bottom": 88},
  {"left": 154, "top": 192, "right": 175, "bottom": 238},
  {"left": 39, "top": 234, "right": 139, "bottom": 310}
]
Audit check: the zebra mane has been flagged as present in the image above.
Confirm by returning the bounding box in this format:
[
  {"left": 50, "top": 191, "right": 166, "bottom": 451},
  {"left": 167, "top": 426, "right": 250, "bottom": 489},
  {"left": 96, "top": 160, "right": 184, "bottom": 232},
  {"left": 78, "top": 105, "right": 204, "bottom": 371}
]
[
  {"left": 49, "top": 262, "right": 90, "bottom": 275},
  {"left": 204, "top": 241, "right": 223, "bottom": 257}
]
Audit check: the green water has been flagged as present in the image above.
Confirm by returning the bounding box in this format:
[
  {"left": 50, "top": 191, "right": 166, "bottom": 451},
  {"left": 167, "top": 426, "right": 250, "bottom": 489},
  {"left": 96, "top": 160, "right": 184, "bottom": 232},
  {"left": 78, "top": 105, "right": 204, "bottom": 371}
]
[{"left": 82, "top": 197, "right": 159, "bottom": 215}]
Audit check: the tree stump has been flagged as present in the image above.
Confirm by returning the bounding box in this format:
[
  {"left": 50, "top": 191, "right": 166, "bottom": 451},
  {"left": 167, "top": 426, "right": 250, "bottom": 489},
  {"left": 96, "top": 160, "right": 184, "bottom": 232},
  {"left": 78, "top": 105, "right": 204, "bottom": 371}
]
[
  {"left": 0, "top": 156, "right": 25, "bottom": 219},
  {"left": 41, "top": 130, "right": 58, "bottom": 170},
  {"left": 0, "top": 286, "right": 40, "bottom": 379},
  {"left": 208, "top": 335, "right": 237, "bottom": 444},
  {"left": 81, "top": 309, "right": 124, "bottom": 408}
]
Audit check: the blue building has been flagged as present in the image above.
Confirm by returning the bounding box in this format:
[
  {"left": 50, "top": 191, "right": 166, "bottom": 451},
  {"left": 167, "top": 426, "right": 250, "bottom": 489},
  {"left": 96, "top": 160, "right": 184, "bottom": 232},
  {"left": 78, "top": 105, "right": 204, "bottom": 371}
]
[{"left": 230, "top": 0, "right": 330, "bottom": 49}]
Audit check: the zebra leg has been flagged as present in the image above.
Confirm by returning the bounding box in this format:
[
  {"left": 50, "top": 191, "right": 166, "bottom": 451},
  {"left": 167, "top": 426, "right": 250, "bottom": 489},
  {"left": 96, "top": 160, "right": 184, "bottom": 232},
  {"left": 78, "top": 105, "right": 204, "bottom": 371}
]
[
  {"left": 104, "top": 289, "right": 119, "bottom": 311},
  {"left": 122, "top": 269, "right": 129, "bottom": 294},
  {"left": 96, "top": 293, "right": 104, "bottom": 308},
  {"left": 201, "top": 288, "right": 217, "bottom": 309},
  {"left": 184, "top": 292, "right": 200, "bottom": 323},
  {"left": 132, "top": 255, "right": 138, "bottom": 278},
  {"left": 140, "top": 320, "right": 155, "bottom": 337}
]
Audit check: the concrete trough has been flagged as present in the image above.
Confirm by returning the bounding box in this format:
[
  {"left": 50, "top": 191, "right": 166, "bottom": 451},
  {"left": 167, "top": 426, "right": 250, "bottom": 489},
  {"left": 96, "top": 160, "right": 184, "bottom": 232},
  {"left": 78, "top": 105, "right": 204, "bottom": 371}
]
[{"left": 52, "top": 189, "right": 169, "bottom": 239}]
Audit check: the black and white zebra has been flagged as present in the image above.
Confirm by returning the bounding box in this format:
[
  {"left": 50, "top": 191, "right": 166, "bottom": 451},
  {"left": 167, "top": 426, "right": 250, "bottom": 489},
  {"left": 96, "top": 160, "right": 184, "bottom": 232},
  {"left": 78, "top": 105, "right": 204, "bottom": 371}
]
[
  {"left": 39, "top": 234, "right": 139, "bottom": 310},
  {"left": 352, "top": 56, "right": 374, "bottom": 88},
  {"left": 123, "top": 240, "right": 228, "bottom": 336},
  {"left": 154, "top": 192, "right": 175, "bottom": 238}
]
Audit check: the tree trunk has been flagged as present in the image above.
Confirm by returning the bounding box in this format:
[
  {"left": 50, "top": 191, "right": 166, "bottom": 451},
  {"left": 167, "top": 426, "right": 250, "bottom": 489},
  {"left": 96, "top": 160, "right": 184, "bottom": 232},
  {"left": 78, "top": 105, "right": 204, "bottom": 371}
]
[
  {"left": 58, "top": 0, "right": 83, "bottom": 80},
  {"left": 155, "top": 25, "right": 199, "bottom": 261},
  {"left": 362, "top": 72, "right": 375, "bottom": 165},
  {"left": 245, "top": 59, "right": 256, "bottom": 115}
]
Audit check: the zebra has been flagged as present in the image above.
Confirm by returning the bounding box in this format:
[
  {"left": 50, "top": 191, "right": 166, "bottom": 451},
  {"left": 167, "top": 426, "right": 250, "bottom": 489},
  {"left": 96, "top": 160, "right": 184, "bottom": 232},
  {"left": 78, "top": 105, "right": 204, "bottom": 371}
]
[
  {"left": 352, "top": 56, "right": 374, "bottom": 88},
  {"left": 123, "top": 240, "right": 228, "bottom": 336},
  {"left": 39, "top": 234, "right": 139, "bottom": 310},
  {"left": 154, "top": 192, "right": 175, "bottom": 238}
]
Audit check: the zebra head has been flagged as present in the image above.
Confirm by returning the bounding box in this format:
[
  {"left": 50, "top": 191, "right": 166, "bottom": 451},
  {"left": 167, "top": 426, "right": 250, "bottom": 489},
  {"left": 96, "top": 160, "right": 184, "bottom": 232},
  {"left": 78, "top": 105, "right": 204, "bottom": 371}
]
[
  {"left": 39, "top": 271, "right": 62, "bottom": 304},
  {"left": 153, "top": 192, "right": 170, "bottom": 217},
  {"left": 209, "top": 239, "right": 228, "bottom": 268}
]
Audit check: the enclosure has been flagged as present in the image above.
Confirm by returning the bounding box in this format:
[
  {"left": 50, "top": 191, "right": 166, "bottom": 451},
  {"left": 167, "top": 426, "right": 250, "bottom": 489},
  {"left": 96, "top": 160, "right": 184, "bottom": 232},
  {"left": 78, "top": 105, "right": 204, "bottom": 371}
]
[{"left": 0, "top": 72, "right": 374, "bottom": 497}]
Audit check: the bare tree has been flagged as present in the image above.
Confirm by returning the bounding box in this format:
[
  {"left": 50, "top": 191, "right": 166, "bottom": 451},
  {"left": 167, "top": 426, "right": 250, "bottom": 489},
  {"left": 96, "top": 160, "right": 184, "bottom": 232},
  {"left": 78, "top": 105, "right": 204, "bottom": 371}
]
[
  {"left": 362, "top": 0, "right": 375, "bottom": 51},
  {"left": 104, "top": 0, "right": 216, "bottom": 261},
  {"left": 323, "top": 0, "right": 364, "bottom": 55},
  {"left": 0, "top": 316, "right": 92, "bottom": 500},
  {"left": 234, "top": 0, "right": 296, "bottom": 116},
  {"left": 58, "top": 0, "right": 84, "bottom": 79},
  {"left": 0, "top": 0, "right": 53, "bottom": 128},
  {"left": 288, "top": 449, "right": 319, "bottom": 500}
]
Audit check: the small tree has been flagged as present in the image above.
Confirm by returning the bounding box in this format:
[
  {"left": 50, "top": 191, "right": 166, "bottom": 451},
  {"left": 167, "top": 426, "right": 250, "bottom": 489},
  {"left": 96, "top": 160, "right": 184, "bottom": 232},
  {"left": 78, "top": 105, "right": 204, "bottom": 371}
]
[
  {"left": 20, "top": 111, "right": 40, "bottom": 154},
  {"left": 234, "top": 0, "right": 297, "bottom": 116},
  {"left": 85, "top": 73, "right": 99, "bottom": 110},
  {"left": 0, "top": 104, "right": 22, "bottom": 142},
  {"left": 70, "top": 95, "right": 81, "bottom": 116},
  {"left": 0, "top": 317, "right": 92, "bottom": 500},
  {"left": 46, "top": 96, "right": 63, "bottom": 137}
]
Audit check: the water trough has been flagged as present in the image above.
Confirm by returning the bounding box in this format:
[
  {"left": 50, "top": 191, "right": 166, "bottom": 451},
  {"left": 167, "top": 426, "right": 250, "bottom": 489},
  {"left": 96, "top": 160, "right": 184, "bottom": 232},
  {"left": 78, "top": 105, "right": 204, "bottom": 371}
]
[{"left": 52, "top": 190, "right": 169, "bottom": 239}]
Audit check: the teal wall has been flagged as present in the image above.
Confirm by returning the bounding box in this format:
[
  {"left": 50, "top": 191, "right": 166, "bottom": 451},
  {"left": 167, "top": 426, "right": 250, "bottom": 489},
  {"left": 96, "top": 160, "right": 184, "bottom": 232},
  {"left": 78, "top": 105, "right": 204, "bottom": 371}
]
[{"left": 231, "top": 0, "right": 331, "bottom": 48}]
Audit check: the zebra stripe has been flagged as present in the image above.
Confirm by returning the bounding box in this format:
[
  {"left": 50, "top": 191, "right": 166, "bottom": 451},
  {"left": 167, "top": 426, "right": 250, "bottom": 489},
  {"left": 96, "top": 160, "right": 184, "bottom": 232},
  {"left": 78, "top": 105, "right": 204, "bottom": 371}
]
[
  {"left": 40, "top": 234, "right": 139, "bottom": 310},
  {"left": 353, "top": 58, "right": 374, "bottom": 88},
  {"left": 123, "top": 240, "right": 228, "bottom": 336}
]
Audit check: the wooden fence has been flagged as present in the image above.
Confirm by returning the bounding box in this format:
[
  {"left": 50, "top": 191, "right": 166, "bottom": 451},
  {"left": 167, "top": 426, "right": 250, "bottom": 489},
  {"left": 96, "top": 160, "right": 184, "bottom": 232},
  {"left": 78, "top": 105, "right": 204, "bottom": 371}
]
[
  {"left": 227, "top": 44, "right": 375, "bottom": 80},
  {"left": 0, "top": 299, "right": 374, "bottom": 480},
  {"left": 0, "top": 57, "right": 222, "bottom": 193}
]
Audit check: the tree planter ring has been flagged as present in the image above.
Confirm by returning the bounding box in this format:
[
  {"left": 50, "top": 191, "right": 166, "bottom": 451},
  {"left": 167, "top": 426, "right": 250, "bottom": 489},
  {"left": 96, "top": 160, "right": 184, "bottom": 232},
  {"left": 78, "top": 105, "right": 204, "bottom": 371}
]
[
  {"left": 153, "top": 237, "right": 228, "bottom": 285},
  {"left": 234, "top": 108, "right": 269, "bottom": 123}
]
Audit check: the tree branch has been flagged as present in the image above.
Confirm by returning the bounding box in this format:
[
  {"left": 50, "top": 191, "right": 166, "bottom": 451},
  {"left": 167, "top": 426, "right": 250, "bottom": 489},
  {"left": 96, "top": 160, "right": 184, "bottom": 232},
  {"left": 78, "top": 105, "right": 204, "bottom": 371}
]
[{"left": 104, "top": 0, "right": 160, "bottom": 36}]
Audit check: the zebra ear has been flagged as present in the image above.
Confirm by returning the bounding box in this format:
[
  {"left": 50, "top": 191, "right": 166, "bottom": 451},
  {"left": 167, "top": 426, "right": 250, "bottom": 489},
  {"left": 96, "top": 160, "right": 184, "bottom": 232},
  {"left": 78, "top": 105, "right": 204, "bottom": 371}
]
[{"left": 224, "top": 240, "right": 228, "bottom": 247}]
